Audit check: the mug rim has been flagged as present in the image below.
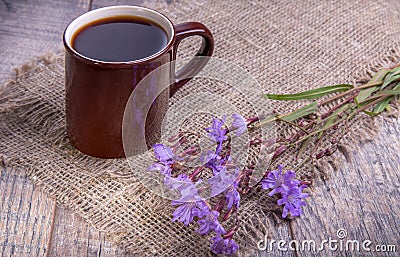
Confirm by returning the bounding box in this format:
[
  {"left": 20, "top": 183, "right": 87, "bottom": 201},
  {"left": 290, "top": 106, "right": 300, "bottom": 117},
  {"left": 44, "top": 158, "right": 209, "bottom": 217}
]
[{"left": 63, "top": 5, "right": 175, "bottom": 67}]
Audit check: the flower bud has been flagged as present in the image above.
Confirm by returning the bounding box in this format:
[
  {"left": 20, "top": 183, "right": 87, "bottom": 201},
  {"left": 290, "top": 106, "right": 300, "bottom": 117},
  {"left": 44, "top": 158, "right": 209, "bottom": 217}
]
[
  {"left": 264, "top": 138, "right": 277, "bottom": 147},
  {"left": 301, "top": 180, "right": 312, "bottom": 186},
  {"left": 324, "top": 148, "right": 332, "bottom": 156},
  {"left": 222, "top": 226, "right": 238, "bottom": 239},
  {"left": 222, "top": 207, "right": 234, "bottom": 221},
  {"left": 273, "top": 145, "right": 287, "bottom": 158},
  {"left": 168, "top": 133, "right": 180, "bottom": 143},
  {"left": 316, "top": 150, "right": 325, "bottom": 159}
]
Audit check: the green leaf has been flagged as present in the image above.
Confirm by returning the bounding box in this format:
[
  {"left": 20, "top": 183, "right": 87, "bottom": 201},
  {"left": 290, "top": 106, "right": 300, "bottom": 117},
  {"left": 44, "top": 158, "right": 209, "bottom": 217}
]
[
  {"left": 370, "top": 68, "right": 392, "bottom": 83},
  {"left": 363, "top": 110, "right": 377, "bottom": 116},
  {"left": 318, "top": 103, "right": 351, "bottom": 139},
  {"left": 372, "top": 96, "right": 393, "bottom": 115},
  {"left": 356, "top": 69, "right": 390, "bottom": 103},
  {"left": 256, "top": 115, "right": 278, "bottom": 127},
  {"left": 263, "top": 84, "right": 353, "bottom": 101},
  {"left": 280, "top": 102, "right": 318, "bottom": 122},
  {"left": 375, "top": 90, "right": 400, "bottom": 96},
  {"left": 381, "top": 66, "right": 400, "bottom": 90},
  {"left": 318, "top": 115, "right": 337, "bottom": 139},
  {"left": 355, "top": 86, "right": 379, "bottom": 103},
  {"left": 360, "top": 96, "right": 391, "bottom": 116},
  {"left": 381, "top": 74, "right": 400, "bottom": 90},
  {"left": 372, "top": 82, "right": 400, "bottom": 114},
  {"left": 388, "top": 66, "right": 400, "bottom": 76},
  {"left": 333, "top": 103, "right": 353, "bottom": 116},
  {"left": 297, "top": 136, "right": 313, "bottom": 159}
]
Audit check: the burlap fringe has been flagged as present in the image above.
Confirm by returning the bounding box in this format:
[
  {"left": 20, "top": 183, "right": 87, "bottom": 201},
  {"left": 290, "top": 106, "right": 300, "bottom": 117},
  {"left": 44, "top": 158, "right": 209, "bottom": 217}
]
[
  {"left": 1, "top": 47, "right": 400, "bottom": 257},
  {"left": 1, "top": 1, "right": 400, "bottom": 255},
  {"left": 1, "top": 38, "right": 400, "bottom": 257}
]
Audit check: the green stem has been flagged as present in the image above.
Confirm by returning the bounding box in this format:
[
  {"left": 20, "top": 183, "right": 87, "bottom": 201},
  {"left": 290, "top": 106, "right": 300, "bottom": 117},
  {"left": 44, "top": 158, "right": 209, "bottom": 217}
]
[
  {"left": 319, "top": 77, "right": 400, "bottom": 106},
  {"left": 252, "top": 78, "right": 400, "bottom": 130},
  {"left": 321, "top": 94, "right": 355, "bottom": 119},
  {"left": 275, "top": 116, "right": 310, "bottom": 134},
  {"left": 289, "top": 95, "right": 389, "bottom": 146}
]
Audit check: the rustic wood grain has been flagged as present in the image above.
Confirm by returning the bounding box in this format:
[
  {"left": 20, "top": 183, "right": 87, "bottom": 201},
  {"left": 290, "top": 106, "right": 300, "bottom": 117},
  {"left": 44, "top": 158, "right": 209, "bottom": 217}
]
[
  {"left": 0, "top": 0, "right": 399, "bottom": 256},
  {"left": 0, "top": 1, "right": 129, "bottom": 256},
  {"left": 48, "top": 205, "right": 127, "bottom": 257},
  {"left": 389, "top": 0, "right": 400, "bottom": 13},
  {"left": 91, "top": 0, "right": 144, "bottom": 10},
  {"left": 0, "top": 0, "right": 88, "bottom": 82},
  {"left": 287, "top": 118, "right": 400, "bottom": 257},
  {"left": 0, "top": 166, "right": 55, "bottom": 256}
]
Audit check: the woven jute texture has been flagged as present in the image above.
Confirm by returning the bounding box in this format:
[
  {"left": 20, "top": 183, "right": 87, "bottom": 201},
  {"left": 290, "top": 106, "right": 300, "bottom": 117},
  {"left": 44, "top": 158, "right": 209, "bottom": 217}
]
[{"left": 1, "top": 0, "right": 400, "bottom": 256}]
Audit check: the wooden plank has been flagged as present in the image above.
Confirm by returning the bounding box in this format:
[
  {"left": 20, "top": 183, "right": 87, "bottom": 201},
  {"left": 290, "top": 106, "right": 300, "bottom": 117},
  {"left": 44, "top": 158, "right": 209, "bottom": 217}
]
[
  {"left": 48, "top": 205, "right": 127, "bottom": 257},
  {"left": 0, "top": 0, "right": 89, "bottom": 82},
  {"left": 1, "top": 0, "right": 398, "bottom": 256},
  {"left": 0, "top": 1, "right": 127, "bottom": 257},
  {"left": 91, "top": 0, "right": 144, "bottom": 10},
  {"left": 389, "top": 0, "right": 400, "bottom": 13},
  {"left": 289, "top": 118, "right": 400, "bottom": 257},
  {"left": 0, "top": 0, "right": 133, "bottom": 252},
  {"left": 0, "top": 165, "right": 55, "bottom": 256},
  {"left": 255, "top": 221, "right": 295, "bottom": 257}
]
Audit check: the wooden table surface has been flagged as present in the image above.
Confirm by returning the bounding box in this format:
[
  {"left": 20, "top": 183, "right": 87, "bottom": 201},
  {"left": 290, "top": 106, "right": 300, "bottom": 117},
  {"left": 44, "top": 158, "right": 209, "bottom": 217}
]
[{"left": 0, "top": 0, "right": 399, "bottom": 256}]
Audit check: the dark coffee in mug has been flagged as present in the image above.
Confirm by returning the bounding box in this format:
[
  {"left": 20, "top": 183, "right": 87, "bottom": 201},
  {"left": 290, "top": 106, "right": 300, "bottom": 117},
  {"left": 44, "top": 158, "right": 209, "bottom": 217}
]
[
  {"left": 72, "top": 16, "right": 168, "bottom": 62},
  {"left": 64, "top": 6, "right": 214, "bottom": 158}
]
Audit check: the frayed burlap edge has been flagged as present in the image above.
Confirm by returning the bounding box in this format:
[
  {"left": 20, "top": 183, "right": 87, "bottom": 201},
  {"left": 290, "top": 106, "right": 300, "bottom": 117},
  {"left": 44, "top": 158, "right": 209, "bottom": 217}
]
[
  {"left": 1, "top": 45, "right": 399, "bottom": 256},
  {"left": 1, "top": 0, "right": 400, "bottom": 255}
]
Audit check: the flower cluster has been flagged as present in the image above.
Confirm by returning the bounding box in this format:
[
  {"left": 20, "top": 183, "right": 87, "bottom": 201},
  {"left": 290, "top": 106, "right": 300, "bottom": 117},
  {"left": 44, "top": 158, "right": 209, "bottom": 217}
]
[
  {"left": 144, "top": 65, "right": 400, "bottom": 255},
  {"left": 148, "top": 114, "right": 309, "bottom": 255},
  {"left": 261, "top": 165, "right": 308, "bottom": 218}
]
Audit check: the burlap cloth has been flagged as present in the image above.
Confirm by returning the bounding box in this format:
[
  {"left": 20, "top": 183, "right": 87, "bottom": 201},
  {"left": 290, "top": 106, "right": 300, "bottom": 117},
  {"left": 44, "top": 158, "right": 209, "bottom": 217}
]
[{"left": 1, "top": 0, "right": 400, "bottom": 256}]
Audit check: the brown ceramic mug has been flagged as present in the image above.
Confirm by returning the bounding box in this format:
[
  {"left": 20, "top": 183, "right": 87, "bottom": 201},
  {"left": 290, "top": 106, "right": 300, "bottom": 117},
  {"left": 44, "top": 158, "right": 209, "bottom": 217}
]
[{"left": 63, "top": 6, "right": 214, "bottom": 158}]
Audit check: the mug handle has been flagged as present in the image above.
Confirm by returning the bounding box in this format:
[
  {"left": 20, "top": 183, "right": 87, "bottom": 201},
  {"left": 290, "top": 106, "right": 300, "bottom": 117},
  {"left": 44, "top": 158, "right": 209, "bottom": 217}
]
[{"left": 170, "top": 22, "right": 214, "bottom": 97}]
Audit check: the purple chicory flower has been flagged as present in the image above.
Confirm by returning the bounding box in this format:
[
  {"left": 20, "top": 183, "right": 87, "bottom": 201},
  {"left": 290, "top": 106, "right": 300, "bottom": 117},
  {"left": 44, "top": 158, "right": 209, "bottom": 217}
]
[
  {"left": 164, "top": 173, "right": 192, "bottom": 190},
  {"left": 225, "top": 182, "right": 240, "bottom": 210},
  {"left": 175, "top": 179, "right": 202, "bottom": 202},
  {"left": 172, "top": 201, "right": 204, "bottom": 226},
  {"left": 231, "top": 113, "right": 247, "bottom": 136},
  {"left": 261, "top": 165, "right": 300, "bottom": 196},
  {"left": 202, "top": 150, "right": 225, "bottom": 175},
  {"left": 208, "top": 168, "right": 236, "bottom": 196},
  {"left": 147, "top": 162, "right": 172, "bottom": 176},
  {"left": 153, "top": 143, "right": 175, "bottom": 165},
  {"left": 278, "top": 185, "right": 309, "bottom": 218},
  {"left": 210, "top": 235, "right": 239, "bottom": 255},
  {"left": 197, "top": 210, "right": 226, "bottom": 235},
  {"left": 172, "top": 184, "right": 208, "bottom": 226},
  {"left": 148, "top": 144, "right": 178, "bottom": 176},
  {"left": 205, "top": 116, "right": 228, "bottom": 154}
]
